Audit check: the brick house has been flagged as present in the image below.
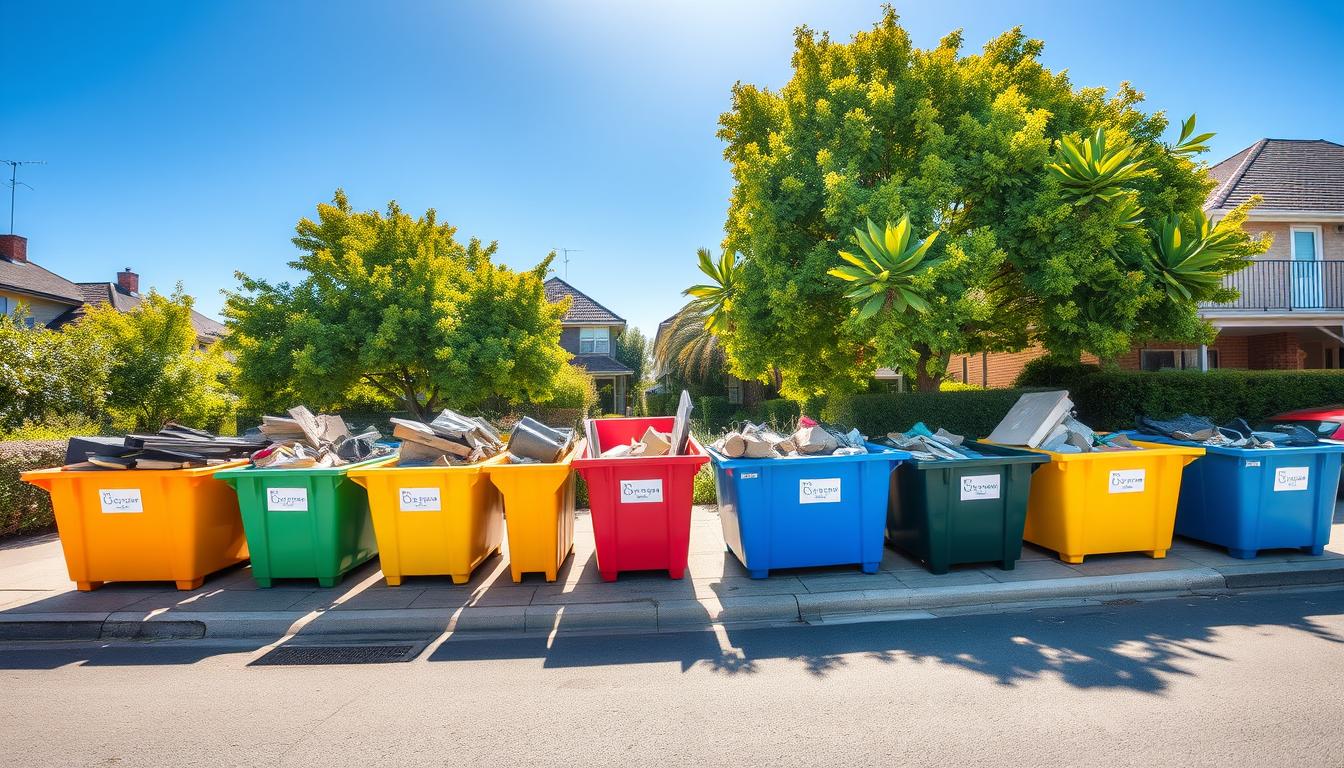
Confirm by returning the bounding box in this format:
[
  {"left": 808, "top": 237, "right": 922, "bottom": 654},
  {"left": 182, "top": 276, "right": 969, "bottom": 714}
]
[
  {"left": 0, "top": 233, "right": 225, "bottom": 344},
  {"left": 544, "top": 277, "right": 634, "bottom": 414},
  {"left": 948, "top": 138, "right": 1344, "bottom": 386}
]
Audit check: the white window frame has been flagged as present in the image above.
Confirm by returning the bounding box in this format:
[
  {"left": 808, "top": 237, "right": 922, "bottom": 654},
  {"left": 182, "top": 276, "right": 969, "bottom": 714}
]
[
  {"left": 578, "top": 326, "right": 610, "bottom": 355},
  {"left": 1140, "top": 348, "right": 1218, "bottom": 371},
  {"left": 1289, "top": 225, "right": 1324, "bottom": 262}
]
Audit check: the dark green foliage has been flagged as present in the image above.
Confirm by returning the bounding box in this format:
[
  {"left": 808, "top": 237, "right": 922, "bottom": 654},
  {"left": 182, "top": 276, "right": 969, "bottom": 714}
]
[
  {"left": 820, "top": 390, "right": 1046, "bottom": 438},
  {"left": 757, "top": 399, "right": 802, "bottom": 429},
  {"left": 1, "top": 440, "right": 67, "bottom": 538},
  {"left": 1013, "top": 357, "right": 1102, "bottom": 391},
  {"left": 1070, "top": 370, "right": 1344, "bottom": 430}
]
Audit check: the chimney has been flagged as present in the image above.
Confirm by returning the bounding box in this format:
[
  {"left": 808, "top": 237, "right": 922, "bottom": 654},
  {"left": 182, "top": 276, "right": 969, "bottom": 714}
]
[
  {"left": 0, "top": 234, "right": 27, "bottom": 263},
  {"left": 117, "top": 267, "right": 139, "bottom": 295}
]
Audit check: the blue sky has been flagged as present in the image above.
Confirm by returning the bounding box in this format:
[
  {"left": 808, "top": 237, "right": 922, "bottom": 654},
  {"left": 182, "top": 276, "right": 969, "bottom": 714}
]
[{"left": 4, "top": 1, "right": 1342, "bottom": 339}]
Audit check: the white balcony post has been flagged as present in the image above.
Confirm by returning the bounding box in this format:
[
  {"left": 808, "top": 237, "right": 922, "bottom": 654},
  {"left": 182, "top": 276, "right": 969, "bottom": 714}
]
[{"left": 1199, "top": 344, "right": 1209, "bottom": 372}]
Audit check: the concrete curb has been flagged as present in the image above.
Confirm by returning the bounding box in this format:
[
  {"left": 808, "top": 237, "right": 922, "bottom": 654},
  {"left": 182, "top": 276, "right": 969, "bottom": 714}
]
[{"left": 0, "top": 562, "right": 1339, "bottom": 642}]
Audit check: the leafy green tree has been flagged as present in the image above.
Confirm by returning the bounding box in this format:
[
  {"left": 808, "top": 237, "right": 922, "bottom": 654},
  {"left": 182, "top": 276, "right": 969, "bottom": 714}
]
[
  {"left": 615, "top": 326, "right": 650, "bottom": 387},
  {"left": 715, "top": 8, "right": 1267, "bottom": 396},
  {"left": 223, "top": 190, "right": 570, "bottom": 420},
  {"left": 0, "top": 305, "right": 109, "bottom": 434},
  {"left": 76, "top": 288, "right": 236, "bottom": 432}
]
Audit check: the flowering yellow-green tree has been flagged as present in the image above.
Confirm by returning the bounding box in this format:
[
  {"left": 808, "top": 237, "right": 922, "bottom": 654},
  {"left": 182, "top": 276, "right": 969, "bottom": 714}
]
[
  {"left": 76, "top": 288, "right": 236, "bottom": 432},
  {"left": 714, "top": 8, "right": 1267, "bottom": 395},
  {"left": 223, "top": 190, "right": 571, "bottom": 419}
]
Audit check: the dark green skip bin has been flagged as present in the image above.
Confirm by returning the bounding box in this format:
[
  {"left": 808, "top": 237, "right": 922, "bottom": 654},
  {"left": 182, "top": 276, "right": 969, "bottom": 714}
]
[
  {"left": 216, "top": 456, "right": 392, "bottom": 588},
  {"left": 887, "top": 442, "right": 1050, "bottom": 575}
]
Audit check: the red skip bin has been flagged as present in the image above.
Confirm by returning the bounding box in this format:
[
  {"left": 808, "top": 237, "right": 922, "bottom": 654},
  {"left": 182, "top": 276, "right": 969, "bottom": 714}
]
[{"left": 572, "top": 417, "right": 709, "bottom": 581}]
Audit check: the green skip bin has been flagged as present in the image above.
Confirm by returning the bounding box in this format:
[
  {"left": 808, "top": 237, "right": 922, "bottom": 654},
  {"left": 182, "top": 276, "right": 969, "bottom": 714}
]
[
  {"left": 886, "top": 442, "right": 1050, "bottom": 575},
  {"left": 216, "top": 456, "right": 393, "bottom": 587}
]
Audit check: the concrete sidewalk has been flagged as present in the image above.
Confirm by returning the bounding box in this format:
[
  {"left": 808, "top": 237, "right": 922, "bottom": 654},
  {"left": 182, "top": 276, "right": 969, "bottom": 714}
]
[{"left": 3, "top": 505, "right": 1343, "bottom": 642}]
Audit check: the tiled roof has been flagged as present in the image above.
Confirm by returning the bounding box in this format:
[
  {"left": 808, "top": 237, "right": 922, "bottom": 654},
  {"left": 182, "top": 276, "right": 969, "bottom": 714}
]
[
  {"left": 58, "top": 282, "right": 228, "bottom": 342},
  {"left": 1206, "top": 139, "right": 1344, "bottom": 213},
  {"left": 571, "top": 354, "right": 634, "bottom": 375},
  {"left": 0, "top": 257, "right": 85, "bottom": 305},
  {"left": 544, "top": 277, "right": 625, "bottom": 325}
]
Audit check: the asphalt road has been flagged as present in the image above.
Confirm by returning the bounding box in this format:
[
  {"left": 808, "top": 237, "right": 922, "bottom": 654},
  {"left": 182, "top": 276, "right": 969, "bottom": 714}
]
[{"left": 2, "top": 589, "right": 1343, "bottom": 768}]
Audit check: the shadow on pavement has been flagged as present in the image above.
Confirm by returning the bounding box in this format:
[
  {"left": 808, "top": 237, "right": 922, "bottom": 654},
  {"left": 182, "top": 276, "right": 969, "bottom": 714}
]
[{"left": 428, "top": 589, "right": 1344, "bottom": 694}]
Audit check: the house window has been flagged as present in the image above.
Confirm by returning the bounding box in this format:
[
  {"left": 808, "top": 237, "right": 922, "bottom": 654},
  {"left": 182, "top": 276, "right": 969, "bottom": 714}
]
[
  {"left": 0, "top": 295, "right": 7, "bottom": 316},
  {"left": 1140, "top": 349, "right": 1218, "bottom": 371},
  {"left": 579, "top": 327, "right": 610, "bottom": 355},
  {"left": 727, "top": 375, "right": 743, "bottom": 405}
]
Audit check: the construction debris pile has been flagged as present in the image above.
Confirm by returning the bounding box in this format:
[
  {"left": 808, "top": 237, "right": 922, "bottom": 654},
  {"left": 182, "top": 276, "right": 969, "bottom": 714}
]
[
  {"left": 586, "top": 390, "right": 696, "bottom": 459},
  {"left": 712, "top": 416, "right": 868, "bottom": 459},
  {"left": 506, "top": 417, "right": 575, "bottom": 464},
  {"left": 250, "top": 406, "right": 392, "bottom": 469},
  {"left": 69, "top": 424, "right": 269, "bottom": 471},
  {"left": 391, "top": 410, "right": 505, "bottom": 467},
  {"left": 1135, "top": 414, "right": 1319, "bottom": 449},
  {"left": 987, "top": 391, "right": 1137, "bottom": 454},
  {"left": 875, "top": 423, "right": 985, "bottom": 461},
  {"left": 598, "top": 425, "right": 675, "bottom": 458}
]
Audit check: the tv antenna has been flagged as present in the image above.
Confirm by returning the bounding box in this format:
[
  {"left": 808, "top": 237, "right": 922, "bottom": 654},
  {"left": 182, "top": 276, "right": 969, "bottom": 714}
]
[
  {"left": 2, "top": 160, "right": 46, "bottom": 234},
  {"left": 552, "top": 247, "right": 583, "bottom": 278}
]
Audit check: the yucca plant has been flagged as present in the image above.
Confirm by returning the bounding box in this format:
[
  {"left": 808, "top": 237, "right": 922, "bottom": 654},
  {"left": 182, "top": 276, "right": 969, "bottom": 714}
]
[
  {"left": 1169, "top": 113, "right": 1214, "bottom": 157},
  {"left": 684, "top": 249, "right": 740, "bottom": 335},
  {"left": 1146, "top": 210, "right": 1241, "bottom": 301},
  {"left": 827, "top": 216, "right": 941, "bottom": 321},
  {"left": 1047, "top": 128, "right": 1154, "bottom": 205}
]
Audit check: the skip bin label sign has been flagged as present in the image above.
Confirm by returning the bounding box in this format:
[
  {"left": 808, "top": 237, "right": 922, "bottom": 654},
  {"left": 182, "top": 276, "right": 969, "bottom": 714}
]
[
  {"left": 399, "top": 487, "right": 441, "bottom": 512},
  {"left": 99, "top": 489, "right": 143, "bottom": 514},
  {"left": 1274, "top": 466, "right": 1310, "bottom": 492},
  {"left": 799, "top": 478, "right": 841, "bottom": 504},
  {"left": 267, "top": 487, "right": 309, "bottom": 512},
  {"left": 621, "top": 479, "right": 663, "bottom": 504},
  {"left": 960, "top": 474, "right": 1001, "bottom": 501},
  {"left": 1108, "top": 469, "right": 1146, "bottom": 494}
]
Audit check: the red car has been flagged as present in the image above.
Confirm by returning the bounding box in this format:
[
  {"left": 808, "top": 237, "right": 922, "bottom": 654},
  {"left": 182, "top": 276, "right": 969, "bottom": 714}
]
[{"left": 1261, "top": 406, "right": 1344, "bottom": 440}]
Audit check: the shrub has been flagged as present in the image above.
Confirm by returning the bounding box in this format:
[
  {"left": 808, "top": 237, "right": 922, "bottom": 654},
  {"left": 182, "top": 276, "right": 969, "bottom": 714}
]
[
  {"left": 938, "top": 381, "right": 984, "bottom": 391},
  {"left": 695, "top": 395, "right": 737, "bottom": 433},
  {"left": 1071, "top": 369, "right": 1344, "bottom": 430},
  {"left": 0, "top": 440, "right": 67, "bottom": 538},
  {"left": 1014, "top": 356, "right": 1102, "bottom": 390},
  {"left": 644, "top": 392, "right": 679, "bottom": 416},
  {"left": 820, "top": 389, "right": 1046, "bottom": 438},
  {"left": 0, "top": 413, "right": 106, "bottom": 442},
  {"left": 692, "top": 464, "right": 717, "bottom": 505},
  {"left": 536, "top": 364, "right": 600, "bottom": 416},
  {"left": 755, "top": 398, "right": 801, "bottom": 429}
]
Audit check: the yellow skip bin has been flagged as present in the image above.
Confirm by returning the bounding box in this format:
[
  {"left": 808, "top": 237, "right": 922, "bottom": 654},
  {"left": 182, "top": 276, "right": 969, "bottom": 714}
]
[
  {"left": 485, "top": 440, "right": 585, "bottom": 583},
  {"left": 1019, "top": 440, "right": 1204, "bottom": 564},
  {"left": 348, "top": 454, "right": 506, "bottom": 586}
]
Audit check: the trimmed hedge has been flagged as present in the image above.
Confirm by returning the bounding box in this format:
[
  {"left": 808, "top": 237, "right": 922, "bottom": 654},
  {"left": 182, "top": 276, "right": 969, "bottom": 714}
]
[
  {"left": 1070, "top": 369, "right": 1344, "bottom": 430},
  {"left": 819, "top": 389, "right": 1046, "bottom": 438},
  {"left": 757, "top": 398, "right": 801, "bottom": 428},
  {"left": 1, "top": 440, "right": 66, "bottom": 538}
]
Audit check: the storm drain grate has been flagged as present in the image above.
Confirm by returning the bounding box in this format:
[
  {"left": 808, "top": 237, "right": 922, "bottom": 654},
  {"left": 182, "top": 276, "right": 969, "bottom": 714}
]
[{"left": 251, "top": 643, "right": 420, "bottom": 666}]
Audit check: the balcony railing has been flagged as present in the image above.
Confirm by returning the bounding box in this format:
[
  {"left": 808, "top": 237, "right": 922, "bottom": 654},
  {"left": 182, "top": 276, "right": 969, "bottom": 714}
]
[{"left": 1199, "top": 259, "right": 1344, "bottom": 312}]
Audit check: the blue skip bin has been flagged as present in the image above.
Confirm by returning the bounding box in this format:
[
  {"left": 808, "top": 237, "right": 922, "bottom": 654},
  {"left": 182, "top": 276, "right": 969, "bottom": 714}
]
[
  {"left": 1129, "top": 433, "right": 1344, "bottom": 559},
  {"left": 708, "top": 444, "right": 909, "bottom": 579}
]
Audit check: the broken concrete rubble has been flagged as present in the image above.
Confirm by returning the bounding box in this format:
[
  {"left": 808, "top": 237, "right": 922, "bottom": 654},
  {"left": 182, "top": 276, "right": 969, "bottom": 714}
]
[
  {"left": 988, "top": 392, "right": 1138, "bottom": 454},
  {"left": 250, "top": 406, "right": 391, "bottom": 468},
  {"left": 711, "top": 419, "right": 869, "bottom": 459}
]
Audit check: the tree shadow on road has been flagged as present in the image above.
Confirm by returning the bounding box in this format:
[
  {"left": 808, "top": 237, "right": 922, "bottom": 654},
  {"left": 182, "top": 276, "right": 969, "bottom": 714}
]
[{"left": 428, "top": 590, "right": 1344, "bottom": 694}]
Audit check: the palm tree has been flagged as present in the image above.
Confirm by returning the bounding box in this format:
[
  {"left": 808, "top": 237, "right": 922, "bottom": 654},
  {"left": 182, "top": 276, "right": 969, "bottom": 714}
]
[
  {"left": 653, "top": 304, "right": 726, "bottom": 383},
  {"left": 684, "top": 248, "right": 738, "bottom": 335}
]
